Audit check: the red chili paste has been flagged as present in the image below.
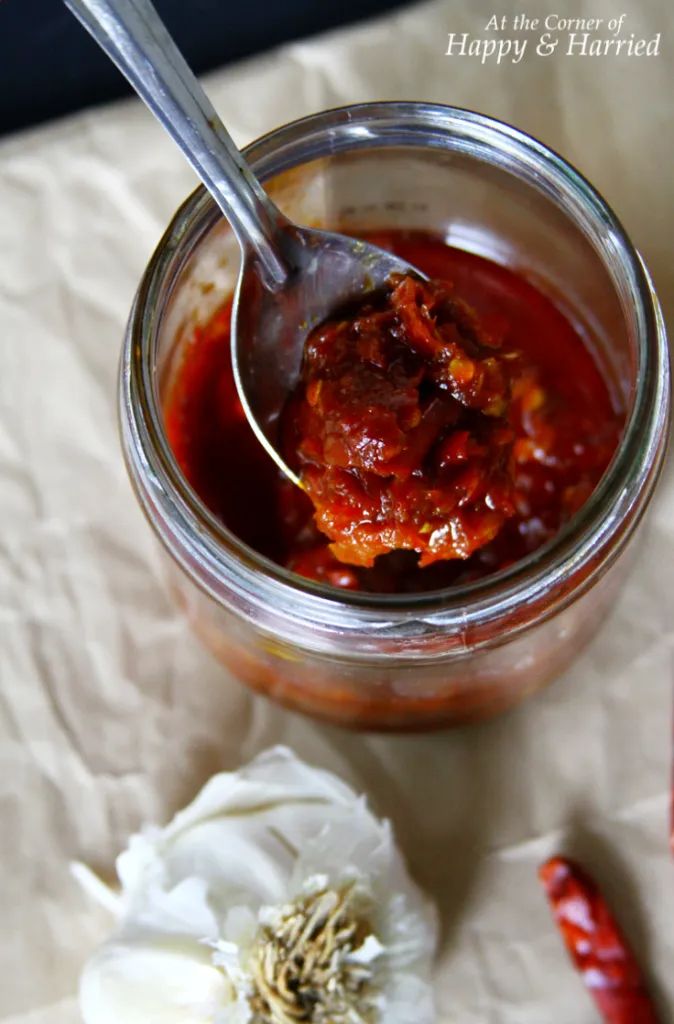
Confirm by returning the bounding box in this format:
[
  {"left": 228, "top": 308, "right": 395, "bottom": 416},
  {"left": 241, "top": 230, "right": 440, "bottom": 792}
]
[
  {"left": 282, "top": 274, "right": 517, "bottom": 568},
  {"left": 165, "top": 231, "right": 622, "bottom": 593}
]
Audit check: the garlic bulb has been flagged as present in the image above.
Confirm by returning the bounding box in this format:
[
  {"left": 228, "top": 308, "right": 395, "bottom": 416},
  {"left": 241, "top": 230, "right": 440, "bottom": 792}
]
[{"left": 76, "top": 746, "right": 438, "bottom": 1024}]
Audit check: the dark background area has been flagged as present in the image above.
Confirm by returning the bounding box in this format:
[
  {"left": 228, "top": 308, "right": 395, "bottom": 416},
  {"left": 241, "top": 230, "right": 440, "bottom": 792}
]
[{"left": 0, "top": 0, "right": 408, "bottom": 137}]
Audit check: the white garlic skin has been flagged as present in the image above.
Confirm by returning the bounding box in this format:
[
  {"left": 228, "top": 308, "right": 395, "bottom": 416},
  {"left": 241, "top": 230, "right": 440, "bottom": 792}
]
[{"left": 78, "top": 746, "right": 438, "bottom": 1024}]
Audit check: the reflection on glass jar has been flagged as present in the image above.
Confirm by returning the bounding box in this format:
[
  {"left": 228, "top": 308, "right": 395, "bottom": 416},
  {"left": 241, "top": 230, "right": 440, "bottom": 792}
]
[{"left": 120, "top": 103, "right": 670, "bottom": 730}]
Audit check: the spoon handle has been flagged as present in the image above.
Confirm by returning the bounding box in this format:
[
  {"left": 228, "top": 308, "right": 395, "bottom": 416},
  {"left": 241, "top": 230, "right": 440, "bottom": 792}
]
[{"left": 63, "top": 0, "right": 288, "bottom": 288}]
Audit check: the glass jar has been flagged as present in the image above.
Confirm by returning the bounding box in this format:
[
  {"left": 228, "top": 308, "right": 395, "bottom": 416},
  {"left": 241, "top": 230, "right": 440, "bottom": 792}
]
[{"left": 120, "top": 103, "right": 670, "bottom": 730}]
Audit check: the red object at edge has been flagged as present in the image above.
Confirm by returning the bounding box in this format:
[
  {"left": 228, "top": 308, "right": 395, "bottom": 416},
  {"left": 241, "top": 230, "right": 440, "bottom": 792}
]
[{"left": 539, "top": 856, "right": 660, "bottom": 1024}]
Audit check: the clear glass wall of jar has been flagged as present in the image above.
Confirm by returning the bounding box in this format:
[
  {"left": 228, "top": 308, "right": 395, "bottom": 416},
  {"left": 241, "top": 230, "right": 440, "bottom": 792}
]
[{"left": 120, "top": 103, "right": 670, "bottom": 730}]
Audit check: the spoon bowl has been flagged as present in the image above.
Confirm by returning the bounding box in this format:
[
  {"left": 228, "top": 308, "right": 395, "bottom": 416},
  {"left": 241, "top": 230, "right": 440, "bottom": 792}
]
[
  {"left": 64, "top": 0, "right": 425, "bottom": 485},
  {"left": 232, "top": 223, "right": 425, "bottom": 485}
]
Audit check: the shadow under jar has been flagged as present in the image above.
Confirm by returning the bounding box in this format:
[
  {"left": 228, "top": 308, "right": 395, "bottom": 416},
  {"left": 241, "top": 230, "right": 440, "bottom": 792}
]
[{"left": 120, "top": 103, "right": 670, "bottom": 730}]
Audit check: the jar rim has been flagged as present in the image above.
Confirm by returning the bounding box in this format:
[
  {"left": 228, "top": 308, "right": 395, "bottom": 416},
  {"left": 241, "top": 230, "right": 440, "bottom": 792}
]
[{"left": 123, "top": 102, "right": 669, "bottom": 647}]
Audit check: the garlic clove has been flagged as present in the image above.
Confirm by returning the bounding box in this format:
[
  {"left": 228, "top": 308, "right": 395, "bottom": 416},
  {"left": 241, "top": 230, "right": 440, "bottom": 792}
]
[{"left": 80, "top": 936, "right": 235, "bottom": 1024}]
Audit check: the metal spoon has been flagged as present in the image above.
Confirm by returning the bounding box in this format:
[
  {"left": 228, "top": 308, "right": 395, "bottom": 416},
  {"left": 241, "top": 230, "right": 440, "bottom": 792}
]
[{"left": 64, "top": 0, "right": 426, "bottom": 486}]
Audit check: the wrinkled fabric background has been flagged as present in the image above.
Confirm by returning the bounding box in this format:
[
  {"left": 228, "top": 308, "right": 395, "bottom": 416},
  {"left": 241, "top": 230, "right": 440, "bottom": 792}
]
[{"left": 1, "top": 1, "right": 672, "bottom": 1020}]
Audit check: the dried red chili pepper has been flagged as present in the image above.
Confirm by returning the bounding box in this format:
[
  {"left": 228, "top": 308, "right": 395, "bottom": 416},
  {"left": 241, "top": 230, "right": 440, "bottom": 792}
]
[{"left": 539, "top": 856, "right": 660, "bottom": 1024}]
